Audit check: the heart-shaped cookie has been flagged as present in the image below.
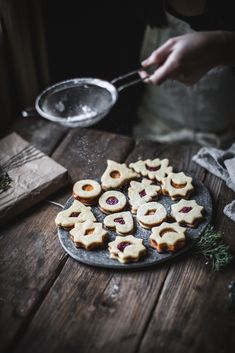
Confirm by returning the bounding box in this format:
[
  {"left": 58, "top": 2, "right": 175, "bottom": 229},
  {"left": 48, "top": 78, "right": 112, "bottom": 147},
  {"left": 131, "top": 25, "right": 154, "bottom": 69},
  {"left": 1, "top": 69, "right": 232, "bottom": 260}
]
[{"left": 104, "top": 211, "right": 134, "bottom": 235}]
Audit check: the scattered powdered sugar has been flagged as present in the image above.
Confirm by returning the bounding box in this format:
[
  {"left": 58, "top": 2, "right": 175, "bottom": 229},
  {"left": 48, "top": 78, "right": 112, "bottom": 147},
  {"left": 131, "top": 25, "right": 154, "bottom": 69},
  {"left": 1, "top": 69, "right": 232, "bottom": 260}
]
[{"left": 67, "top": 104, "right": 97, "bottom": 121}]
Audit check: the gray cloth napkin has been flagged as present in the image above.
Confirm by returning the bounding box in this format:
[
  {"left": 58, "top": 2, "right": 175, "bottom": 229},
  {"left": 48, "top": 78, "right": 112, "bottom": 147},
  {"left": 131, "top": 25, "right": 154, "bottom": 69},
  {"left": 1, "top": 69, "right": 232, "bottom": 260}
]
[{"left": 192, "top": 143, "right": 235, "bottom": 222}]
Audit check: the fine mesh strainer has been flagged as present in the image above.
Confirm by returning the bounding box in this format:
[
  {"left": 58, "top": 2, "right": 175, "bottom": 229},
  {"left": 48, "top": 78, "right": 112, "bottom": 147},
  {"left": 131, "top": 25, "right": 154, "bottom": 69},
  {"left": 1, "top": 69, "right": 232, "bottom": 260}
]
[{"left": 23, "top": 67, "right": 155, "bottom": 127}]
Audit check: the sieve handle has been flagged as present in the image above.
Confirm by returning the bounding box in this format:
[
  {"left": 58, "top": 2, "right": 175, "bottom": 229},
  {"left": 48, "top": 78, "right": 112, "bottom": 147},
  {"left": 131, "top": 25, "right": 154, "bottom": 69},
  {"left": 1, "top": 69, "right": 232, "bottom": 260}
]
[
  {"left": 111, "top": 65, "right": 157, "bottom": 92},
  {"left": 22, "top": 106, "right": 39, "bottom": 118}
]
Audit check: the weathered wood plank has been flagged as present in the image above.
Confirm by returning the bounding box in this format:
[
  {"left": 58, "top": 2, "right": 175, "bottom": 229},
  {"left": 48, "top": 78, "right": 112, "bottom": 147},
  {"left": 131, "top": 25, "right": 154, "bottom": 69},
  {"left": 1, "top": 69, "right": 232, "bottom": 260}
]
[
  {"left": 0, "top": 127, "right": 134, "bottom": 353},
  {"left": 137, "top": 156, "right": 235, "bottom": 353},
  {"left": 138, "top": 255, "right": 235, "bottom": 353},
  {"left": 4, "top": 117, "right": 68, "bottom": 156},
  {"left": 12, "top": 141, "right": 206, "bottom": 353}
]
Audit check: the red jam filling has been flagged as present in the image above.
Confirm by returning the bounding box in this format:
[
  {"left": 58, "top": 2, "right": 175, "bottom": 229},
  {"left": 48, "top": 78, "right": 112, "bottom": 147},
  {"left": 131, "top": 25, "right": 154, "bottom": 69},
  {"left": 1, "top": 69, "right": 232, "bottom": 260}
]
[
  {"left": 106, "top": 196, "right": 118, "bottom": 205},
  {"left": 117, "top": 242, "right": 131, "bottom": 252},
  {"left": 114, "top": 217, "right": 125, "bottom": 225},
  {"left": 139, "top": 190, "right": 146, "bottom": 198},
  {"left": 179, "top": 207, "right": 192, "bottom": 213},
  {"left": 146, "top": 164, "right": 160, "bottom": 171},
  {"left": 69, "top": 212, "right": 80, "bottom": 217}
]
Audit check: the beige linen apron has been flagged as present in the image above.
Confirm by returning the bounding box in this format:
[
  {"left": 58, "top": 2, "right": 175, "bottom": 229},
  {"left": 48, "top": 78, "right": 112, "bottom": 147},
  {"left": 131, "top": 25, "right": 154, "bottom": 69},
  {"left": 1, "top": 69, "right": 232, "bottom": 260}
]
[{"left": 133, "top": 12, "right": 235, "bottom": 147}]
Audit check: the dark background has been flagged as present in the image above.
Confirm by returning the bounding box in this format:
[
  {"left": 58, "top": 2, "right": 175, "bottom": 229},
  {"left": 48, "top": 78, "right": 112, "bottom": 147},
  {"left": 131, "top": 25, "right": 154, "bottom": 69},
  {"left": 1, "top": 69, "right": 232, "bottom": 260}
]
[{"left": 41, "top": 0, "right": 146, "bottom": 135}]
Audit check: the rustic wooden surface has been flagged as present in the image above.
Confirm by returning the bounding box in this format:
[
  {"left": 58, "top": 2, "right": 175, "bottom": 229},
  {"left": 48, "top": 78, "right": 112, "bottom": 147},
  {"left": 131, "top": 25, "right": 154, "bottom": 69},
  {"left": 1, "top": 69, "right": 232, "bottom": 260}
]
[{"left": 0, "top": 119, "right": 234, "bottom": 353}]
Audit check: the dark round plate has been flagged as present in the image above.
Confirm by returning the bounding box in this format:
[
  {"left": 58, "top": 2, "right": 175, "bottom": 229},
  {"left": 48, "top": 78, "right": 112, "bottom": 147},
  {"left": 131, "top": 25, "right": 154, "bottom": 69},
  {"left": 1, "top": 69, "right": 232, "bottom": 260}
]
[{"left": 58, "top": 178, "right": 212, "bottom": 269}]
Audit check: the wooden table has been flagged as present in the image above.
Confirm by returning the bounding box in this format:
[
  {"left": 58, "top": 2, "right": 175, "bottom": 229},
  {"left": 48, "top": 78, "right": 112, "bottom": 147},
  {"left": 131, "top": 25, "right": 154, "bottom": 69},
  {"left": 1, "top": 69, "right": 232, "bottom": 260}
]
[{"left": 0, "top": 118, "right": 235, "bottom": 353}]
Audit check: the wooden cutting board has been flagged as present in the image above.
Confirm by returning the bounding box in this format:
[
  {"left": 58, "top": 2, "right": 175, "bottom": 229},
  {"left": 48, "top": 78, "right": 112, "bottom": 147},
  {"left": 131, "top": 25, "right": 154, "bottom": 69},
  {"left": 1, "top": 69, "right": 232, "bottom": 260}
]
[{"left": 0, "top": 132, "right": 68, "bottom": 225}]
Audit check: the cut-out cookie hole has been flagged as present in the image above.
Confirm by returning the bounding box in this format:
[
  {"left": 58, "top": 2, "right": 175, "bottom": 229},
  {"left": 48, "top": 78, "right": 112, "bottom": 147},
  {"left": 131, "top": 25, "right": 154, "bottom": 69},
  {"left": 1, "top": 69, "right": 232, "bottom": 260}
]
[
  {"left": 117, "top": 241, "right": 131, "bottom": 252},
  {"left": 85, "top": 228, "right": 95, "bottom": 236},
  {"left": 139, "top": 190, "right": 146, "bottom": 198},
  {"left": 114, "top": 217, "right": 125, "bottom": 225},
  {"left": 179, "top": 207, "right": 192, "bottom": 213},
  {"left": 106, "top": 196, "right": 119, "bottom": 205},
  {"left": 69, "top": 212, "right": 80, "bottom": 217},
  {"left": 170, "top": 180, "right": 187, "bottom": 189},
  {"left": 146, "top": 164, "right": 160, "bottom": 172},
  {"left": 145, "top": 209, "right": 156, "bottom": 216},
  {"left": 110, "top": 170, "right": 121, "bottom": 179},
  {"left": 160, "top": 228, "right": 177, "bottom": 237},
  {"left": 82, "top": 184, "right": 94, "bottom": 191}
]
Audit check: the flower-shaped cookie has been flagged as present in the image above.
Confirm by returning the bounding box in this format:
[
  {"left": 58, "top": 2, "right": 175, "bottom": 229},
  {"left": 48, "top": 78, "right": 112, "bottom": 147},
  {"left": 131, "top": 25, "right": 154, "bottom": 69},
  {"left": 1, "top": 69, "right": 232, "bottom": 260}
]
[
  {"left": 73, "top": 179, "right": 102, "bottom": 205},
  {"left": 101, "top": 160, "right": 139, "bottom": 190},
  {"left": 70, "top": 219, "right": 108, "bottom": 250},
  {"left": 137, "top": 202, "right": 167, "bottom": 229},
  {"left": 55, "top": 200, "right": 96, "bottom": 229},
  {"left": 150, "top": 222, "right": 186, "bottom": 252},
  {"left": 128, "top": 178, "right": 161, "bottom": 213},
  {"left": 162, "top": 172, "right": 194, "bottom": 200},
  {"left": 129, "top": 158, "right": 173, "bottom": 183},
  {"left": 171, "top": 199, "right": 204, "bottom": 227},
  {"left": 99, "top": 190, "right": 127, "bottom": 214},
  {"left": 108, "top": 235, "right": 147, "bottom": 263},
  {"left": 104, "top": 211, "right": 134, "bottom": 235}
]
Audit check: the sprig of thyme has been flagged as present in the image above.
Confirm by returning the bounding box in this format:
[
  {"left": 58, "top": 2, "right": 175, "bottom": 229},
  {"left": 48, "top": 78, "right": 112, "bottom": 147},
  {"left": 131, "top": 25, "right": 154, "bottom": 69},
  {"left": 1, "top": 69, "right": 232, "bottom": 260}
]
[
  {"left": 196, "top": 225, "right": 234, "bottom": 271},
  {"left": 0, "top": 166, "right": 12, "bottom": 193}
]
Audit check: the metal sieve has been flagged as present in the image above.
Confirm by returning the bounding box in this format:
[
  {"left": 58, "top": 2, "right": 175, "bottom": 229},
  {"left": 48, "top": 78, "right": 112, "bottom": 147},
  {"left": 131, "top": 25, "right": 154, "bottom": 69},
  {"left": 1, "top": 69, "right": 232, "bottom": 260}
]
[{"left": 23, "top": 67, "right": 154, "bottom": 127}]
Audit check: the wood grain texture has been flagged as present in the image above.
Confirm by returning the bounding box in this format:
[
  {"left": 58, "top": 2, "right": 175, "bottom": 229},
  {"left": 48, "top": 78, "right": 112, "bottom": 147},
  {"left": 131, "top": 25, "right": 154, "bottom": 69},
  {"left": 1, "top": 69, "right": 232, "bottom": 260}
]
[
  {"left": 138, "top": 255, "right": 235, "bottom": 353},
  {"left": 136, "top": 156, "right": 235, "bottom": 353},
  {"left": 1, "top": 126, "right": 234, "bottom": 353},
  {"left": 0, "top": 127, "right": 133, "bottom": 353},
  {"left": 11, "top": 140, "right": 207, "bottom": 353}
]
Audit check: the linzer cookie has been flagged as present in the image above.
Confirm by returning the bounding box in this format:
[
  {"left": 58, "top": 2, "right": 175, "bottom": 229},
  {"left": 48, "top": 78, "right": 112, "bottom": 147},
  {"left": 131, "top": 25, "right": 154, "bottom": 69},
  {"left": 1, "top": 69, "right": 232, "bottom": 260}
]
[
  {"left": 104, "top": 211, "right": 134, "bottom": 235},
  {"left": 55, "top": 200, "right": 96, "bottom": 229},
  {"left": 162, "top": 172, "right": 194, "bottom": 200},
  {"left": 171, "top": 199, "right": 204, "bottom": 227},
  {"left": 128, "top": 178, "right": 161, "bottom": 213},
  {"left": 101, "top": 160, "right": 139, "bottom": 190},
  {"left": 150, "top": 222, "right": 186, "bottom": 252},
  {"left": 108, "top": 235, "right": 147, "bottom": 263},
  {"left": 73, "top": 179, "right": 101, "bottom": 205},
  {"left": 136, "top": 201, "right": 167, "bottom": 229},
  {"left": 129, "top": 158, "right": 173, "bottom": 183},
  {"left": 99, "top": 190, "right": 127, "bottom": 214},
  {"left": 70, "top": 219, "right": 108, "bottom": 250}
]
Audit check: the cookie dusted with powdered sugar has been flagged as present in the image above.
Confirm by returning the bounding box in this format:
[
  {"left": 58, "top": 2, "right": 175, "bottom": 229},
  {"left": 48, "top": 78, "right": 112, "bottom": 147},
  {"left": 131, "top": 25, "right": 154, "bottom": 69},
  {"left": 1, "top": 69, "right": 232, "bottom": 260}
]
[
  {"left": 70, "top": 219, "right": 108, "bottom": 250},
  {"left": 171, "top": 199, "right": 204, "bottom": 227},
  {"left": 128, "top": 178, "right": 161, "bottom": 213},
  {"left": 162, "top": 172, "right": 194, "bottom": 200},
  {"left": 101, "top": 160, "right": 139, "bottom": 190},
  {"left": 108, "top": 235, "right": 147, "bottom": 264},
  {"left": 129, "top": 158, "right": 173, "bottom": 183},
  {"left": 73, "top": 179, "right": 102, "bottom": 205},
  {"left": 55, "top": 200, "right": 96, "bottom": 230},
  {"left": 104, "top": 211, "right": 134, "bottom": 235},
  {"left": 136, "top": 201, "right": 167, "bottom": 229},
  {"left": 98, "top": 190, "right": 127, "bottom": 214},
  {"left": 150, "top": 222, "right": 186, "bottom": 253}
]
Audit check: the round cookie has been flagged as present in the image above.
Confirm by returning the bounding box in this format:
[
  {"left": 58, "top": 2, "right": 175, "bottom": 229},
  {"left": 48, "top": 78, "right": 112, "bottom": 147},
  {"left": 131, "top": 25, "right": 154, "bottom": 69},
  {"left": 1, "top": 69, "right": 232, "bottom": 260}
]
[
  {"left": 98, "top": 190, "right": 127, "bottom": 214},
  {"left": 73, "top": 179, "right": 102, "bottom": 205},
  {"left": 104, "top": 211, "right": 134, "bottom": 235},
  {"left": 150, "top": 222, "right": 186, "bottom": 253},
  {"left": 136, "top": 201, "right": 167, "bottom": 229},
  {"left": 162, "top": 172, "right": 194, "bottom": 200},
  {"left": 108, "top": 235, "right": 147, "bottom": 263},
  {"left": 171, "top": 199, "right": 204, "bottom": 227}
]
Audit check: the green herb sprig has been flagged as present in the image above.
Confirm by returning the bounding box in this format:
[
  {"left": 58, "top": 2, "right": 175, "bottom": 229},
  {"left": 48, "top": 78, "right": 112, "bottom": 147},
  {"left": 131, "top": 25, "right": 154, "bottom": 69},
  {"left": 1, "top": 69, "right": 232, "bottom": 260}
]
[
  {"left": 196, "top": 225, "right": 234, "bottom": 271},
  {"left": 0, "top": 166, "right": 12, "bottom": 193}
]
